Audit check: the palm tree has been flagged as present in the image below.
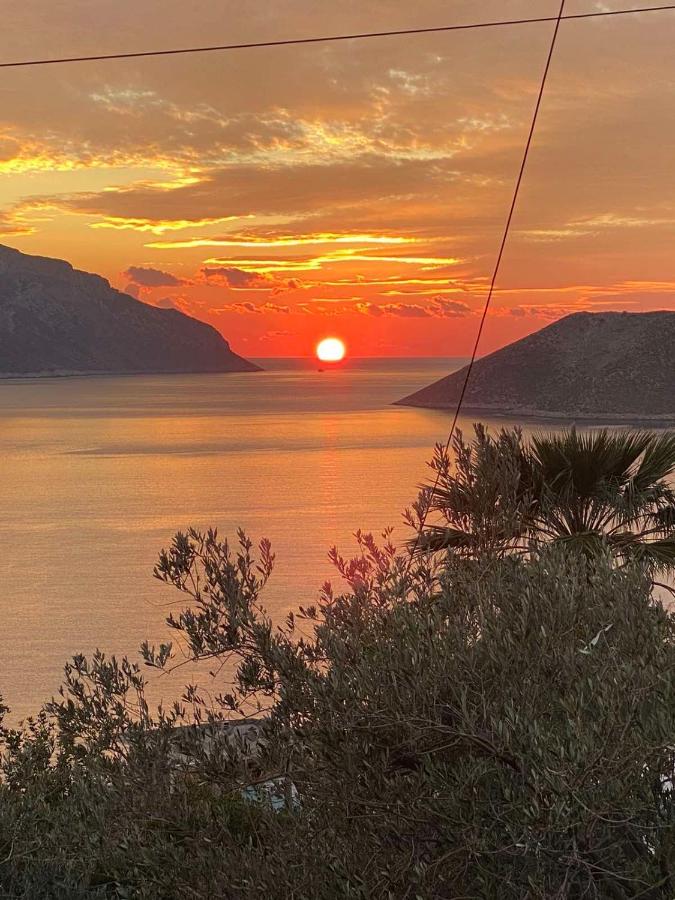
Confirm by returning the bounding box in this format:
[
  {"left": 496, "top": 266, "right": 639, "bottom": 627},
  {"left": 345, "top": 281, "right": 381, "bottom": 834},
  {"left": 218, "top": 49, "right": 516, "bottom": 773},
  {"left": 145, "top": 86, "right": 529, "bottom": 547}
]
[{"left": 416, "top": 425, "right": 675, "bottom": 581}]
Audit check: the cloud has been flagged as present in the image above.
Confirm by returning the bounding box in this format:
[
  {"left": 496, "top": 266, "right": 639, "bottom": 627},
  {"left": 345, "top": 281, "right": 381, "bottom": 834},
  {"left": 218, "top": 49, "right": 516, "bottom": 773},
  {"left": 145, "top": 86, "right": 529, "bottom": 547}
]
[
  {"left": 148, "top": 232, "right": 416, "bottom": 250},
  {"left": 365, "top": 303, "right": 429, "bottom": 318},
  {"left": 274, "top": 277, "right": 303, "bottom": 293},
  {"left": 201, "top": 266, "right": 273, "bottom": 290},
  {"left": 123, "top": 265, "right": 186, "bottom": 287},
  {"left": 432, "top": 298, "right": 473, "bottom": 317},
  {"left": 506, "top": 305, "right": 580, "bottom": 321},
  {"left": 201, "top": 265, "right": 304, "bottom": 295},
  {"left": 28, "top": 157, "right": 460, "bottom": 228},
  {"left": 573, "top": 213, "right": 675, "bottom": 229},
  {"left": 0, "top": 214, "right": 35, "bottom": 237},
  {"left": 357, "top": 296, "right": 472, "bottom": 318},
  {"left": 519, "top": 212, "right": 675, "bottom": 244},
  {"left": 91, "top": 214, "right": 244, "bottom": 235},
  {"left": 0, "top": 211, "right": 34, "bottom": 236},
  {"left": 259, "top": 329, "right": 292, "bottom": 342},
  {"left": 200, "top": 250, "right": 462, "bottom": 276},
  {"left": 139, "top": 294, "right": 201, "bottom": 315},
  {"left": 216, "top": 301, "right": 291, "bottom": 315},
  {"left": 519, "top": 228, "right": 594, "bottom": 242},
  {"left": 292, "top": 295, "right": 472, "bottom": 319}
]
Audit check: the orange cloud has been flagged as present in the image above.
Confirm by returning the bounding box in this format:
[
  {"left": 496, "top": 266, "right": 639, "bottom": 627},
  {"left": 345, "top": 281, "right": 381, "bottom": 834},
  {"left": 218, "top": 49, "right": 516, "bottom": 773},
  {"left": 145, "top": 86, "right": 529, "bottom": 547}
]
[
  {"left": 0, "top": 211, "right": 34, "bottom": 237},
  {"left": 146, "top": 233, "right": 417, "bottom": 250},
  {"left": 91, "top": 215, "right": 244, "bottom": 235},
  {"left": 201, "top": 266, "right": 274, "bottom": 290},
  {"left": 357, "top": 297, "right": 472, "bottom": 318},
  {"left": 202, "top": 251, "right": 462, "bottom": 274},
  {"left": 200, "top": 265, "right": 303, "bottom": 294},
  {"left": 216, "top": 301, "right": 291, "bottom": 315}
]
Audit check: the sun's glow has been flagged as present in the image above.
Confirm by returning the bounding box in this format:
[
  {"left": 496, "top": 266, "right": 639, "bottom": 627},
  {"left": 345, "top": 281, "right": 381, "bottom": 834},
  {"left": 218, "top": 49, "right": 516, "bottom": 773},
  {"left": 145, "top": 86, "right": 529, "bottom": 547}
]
[{"left": 316, "top": 337, "right": 346, "bottom": 362}]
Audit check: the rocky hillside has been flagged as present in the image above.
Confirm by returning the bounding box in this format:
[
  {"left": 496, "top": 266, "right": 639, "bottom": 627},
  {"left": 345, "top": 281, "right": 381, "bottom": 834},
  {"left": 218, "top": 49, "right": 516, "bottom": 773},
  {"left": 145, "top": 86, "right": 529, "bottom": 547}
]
[
  {"left": 396, "top": 311, "right": 675, "bottom": 423},
  {"left": 0, "top": 244, "right": 259, "bottom": 376}
]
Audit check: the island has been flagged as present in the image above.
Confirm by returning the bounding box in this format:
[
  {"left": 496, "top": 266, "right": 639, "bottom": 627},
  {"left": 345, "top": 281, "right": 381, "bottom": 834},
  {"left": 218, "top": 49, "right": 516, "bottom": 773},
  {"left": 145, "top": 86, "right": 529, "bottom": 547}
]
[
  {"left": 0, "top": 244, "right": 260, "bottom": 377},
  {"left": 396, "top": 311, "right": 675, "bottom": 424}
]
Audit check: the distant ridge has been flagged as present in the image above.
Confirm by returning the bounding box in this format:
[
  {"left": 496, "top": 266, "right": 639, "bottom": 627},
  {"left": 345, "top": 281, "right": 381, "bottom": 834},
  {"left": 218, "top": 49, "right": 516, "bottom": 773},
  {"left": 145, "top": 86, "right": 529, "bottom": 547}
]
[
  {"left": 396, "top": 311, "right": 675, "bottom": 424},
  {"left": 0, "top": 244, "right": 260, "bottom": 377}
]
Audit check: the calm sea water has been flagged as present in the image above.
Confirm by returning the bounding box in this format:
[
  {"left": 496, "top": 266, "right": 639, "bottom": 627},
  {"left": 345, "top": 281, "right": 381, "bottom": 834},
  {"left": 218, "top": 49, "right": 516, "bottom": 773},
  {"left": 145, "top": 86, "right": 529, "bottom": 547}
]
[{"left": 2, "top": 358, "right": 481, "bottom": 719}]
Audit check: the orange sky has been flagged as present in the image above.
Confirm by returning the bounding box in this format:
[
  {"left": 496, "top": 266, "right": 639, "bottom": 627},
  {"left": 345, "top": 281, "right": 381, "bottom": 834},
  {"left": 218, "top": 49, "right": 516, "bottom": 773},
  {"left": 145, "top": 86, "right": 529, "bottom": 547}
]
[{"left": 2, "top": 0, "right": 675, "bottom": 357}]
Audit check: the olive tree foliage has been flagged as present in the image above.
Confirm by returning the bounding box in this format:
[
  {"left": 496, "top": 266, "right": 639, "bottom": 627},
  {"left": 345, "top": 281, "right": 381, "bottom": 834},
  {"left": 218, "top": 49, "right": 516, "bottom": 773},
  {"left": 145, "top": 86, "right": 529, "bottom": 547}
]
[
  {"left": 0, "top": 522, "right": 673, "bottom": 899},
  {"left": 413, "top": 425, "right": 675, "bottom": 581}
]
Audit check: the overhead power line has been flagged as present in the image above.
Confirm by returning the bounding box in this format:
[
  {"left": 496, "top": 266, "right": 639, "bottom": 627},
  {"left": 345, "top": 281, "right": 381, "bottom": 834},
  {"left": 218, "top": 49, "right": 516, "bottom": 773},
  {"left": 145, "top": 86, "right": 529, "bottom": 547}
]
[
  {"left": 408, "top": 0, "right": 568, "bottom": 563},
  {"left": 1, "top": 4, "right": 674, "bottom": 69}
]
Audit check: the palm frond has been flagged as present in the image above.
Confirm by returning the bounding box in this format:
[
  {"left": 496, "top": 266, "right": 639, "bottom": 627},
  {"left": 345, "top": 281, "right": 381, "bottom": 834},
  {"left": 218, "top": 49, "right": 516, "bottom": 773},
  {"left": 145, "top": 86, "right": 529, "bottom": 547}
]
[
  {"left": 624, "top": 537, "right": 675, "bottom": 571},
  {"left": 531, "top": 429, "right": 652, "bottom": 496},
  {"left": 410, "top": 526, "right": 477, "bottom": 556},
  {"left": 550, "top": 531, "right": 607, "bottom": 556},
  {"left": 629, "top": 432, "right": 675, "bottom": 493},
  {"left": 418, "top": 424, "right": 675, "bottom": 578}
]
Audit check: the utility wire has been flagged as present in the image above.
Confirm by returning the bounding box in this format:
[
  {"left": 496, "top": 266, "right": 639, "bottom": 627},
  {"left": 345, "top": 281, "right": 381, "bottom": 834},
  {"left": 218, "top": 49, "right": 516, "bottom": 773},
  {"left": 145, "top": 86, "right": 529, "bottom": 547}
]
[
  {"left": 0, "top": 4, "right": 673, "bottom": 68},
  {"left": 408, "top": 0, "right": 568, "bottom": 563},
  {"left": 2, "top": 0, "right": 668, "bottom": 560}
]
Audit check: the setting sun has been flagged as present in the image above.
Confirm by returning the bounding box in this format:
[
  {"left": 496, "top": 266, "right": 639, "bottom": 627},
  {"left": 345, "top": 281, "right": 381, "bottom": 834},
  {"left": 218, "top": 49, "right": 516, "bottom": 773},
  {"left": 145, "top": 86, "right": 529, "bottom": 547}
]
[{"left": 316, "top": 337, "right": 346, "bottom": 362}]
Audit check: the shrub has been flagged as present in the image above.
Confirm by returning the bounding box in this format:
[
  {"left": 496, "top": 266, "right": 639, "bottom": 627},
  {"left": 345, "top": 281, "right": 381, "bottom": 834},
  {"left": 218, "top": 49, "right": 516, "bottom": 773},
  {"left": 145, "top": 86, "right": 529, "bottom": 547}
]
[{"left": 1, "top": 527, "right": 673, "bottom": 898}]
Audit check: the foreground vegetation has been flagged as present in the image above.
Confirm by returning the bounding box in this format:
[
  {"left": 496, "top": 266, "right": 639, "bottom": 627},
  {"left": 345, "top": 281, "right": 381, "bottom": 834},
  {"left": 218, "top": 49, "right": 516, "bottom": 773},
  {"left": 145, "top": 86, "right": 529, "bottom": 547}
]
[
  {"left": 414, "top": 427, "right": 675, "bottom": 575},
  {"left": 1, "top": 427, "right": 674, "bottom": 898}
]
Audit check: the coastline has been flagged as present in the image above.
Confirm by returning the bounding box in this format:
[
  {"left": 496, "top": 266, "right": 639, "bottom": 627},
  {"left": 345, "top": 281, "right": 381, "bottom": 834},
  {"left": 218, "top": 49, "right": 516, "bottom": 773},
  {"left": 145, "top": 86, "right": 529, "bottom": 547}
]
[
  {"left": 0, "top": 365, "right": 263, "bottom": 381},
  {"left": 393, "top": 401, "right": 675, "bottom": 428}
]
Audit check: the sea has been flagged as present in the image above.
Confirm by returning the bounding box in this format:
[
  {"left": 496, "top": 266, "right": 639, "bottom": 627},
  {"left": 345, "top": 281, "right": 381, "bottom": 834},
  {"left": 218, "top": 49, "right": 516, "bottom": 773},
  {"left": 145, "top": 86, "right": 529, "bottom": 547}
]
[{"left": 0, "top": 357, "right": 564, "bottom": 720}]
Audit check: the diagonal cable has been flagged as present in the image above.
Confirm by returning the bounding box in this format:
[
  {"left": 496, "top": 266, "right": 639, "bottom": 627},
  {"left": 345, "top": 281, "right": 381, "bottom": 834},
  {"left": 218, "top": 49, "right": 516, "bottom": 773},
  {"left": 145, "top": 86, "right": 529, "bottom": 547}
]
[{"left": 408, "top": 0, "right": 568, "bottom": 562}]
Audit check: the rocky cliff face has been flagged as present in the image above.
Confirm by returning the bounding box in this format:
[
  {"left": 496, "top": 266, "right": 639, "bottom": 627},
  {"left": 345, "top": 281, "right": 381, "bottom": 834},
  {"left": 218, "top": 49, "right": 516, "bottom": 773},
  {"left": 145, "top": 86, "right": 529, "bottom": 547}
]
[
  {"left": 396, "top": 311, "right": 675, "bottom": 423},
  {"left": 0, "top": 244, "right": 260, "bottom": 376}
]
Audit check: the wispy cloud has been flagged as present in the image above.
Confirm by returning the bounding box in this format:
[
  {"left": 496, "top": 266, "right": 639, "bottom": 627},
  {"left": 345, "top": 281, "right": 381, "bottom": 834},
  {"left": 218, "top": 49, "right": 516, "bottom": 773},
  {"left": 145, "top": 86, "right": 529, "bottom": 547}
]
[
  {"left": 0, "top": 211, "right": 34, "bottom": 236},
  {"left": 202, "top": 251, "right": 463, "bottom": 274},
  {"left": 147, "top": 233, "right": 417, "bottom": 250},
  {"left": 91, "top": 215, "right": 244, "bottom": 235}
]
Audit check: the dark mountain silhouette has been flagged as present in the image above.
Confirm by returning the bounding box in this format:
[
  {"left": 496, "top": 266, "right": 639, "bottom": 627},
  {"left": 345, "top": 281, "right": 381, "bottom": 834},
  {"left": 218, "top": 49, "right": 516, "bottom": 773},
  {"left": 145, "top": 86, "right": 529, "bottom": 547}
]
[
  {"left": 0, "top": 244, "right": 260, "bottom": 376},
  {"left": 396, "top": 311, "right": 675, "bottom": 423}
]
